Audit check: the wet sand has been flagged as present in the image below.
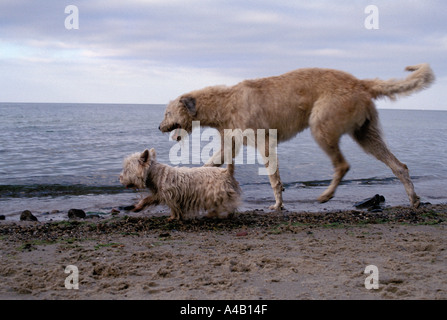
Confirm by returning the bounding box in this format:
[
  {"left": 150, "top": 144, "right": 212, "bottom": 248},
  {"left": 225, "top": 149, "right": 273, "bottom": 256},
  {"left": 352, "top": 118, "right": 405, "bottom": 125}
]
[{"left": 0, "top": 204, "right": 446, "bottom": 300}]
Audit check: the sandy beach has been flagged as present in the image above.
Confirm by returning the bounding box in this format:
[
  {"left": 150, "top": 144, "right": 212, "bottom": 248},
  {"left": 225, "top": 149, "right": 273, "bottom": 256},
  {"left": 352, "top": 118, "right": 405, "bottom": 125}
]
[{"left": 0, "top": 203, "right": 446, "bottom": 300}]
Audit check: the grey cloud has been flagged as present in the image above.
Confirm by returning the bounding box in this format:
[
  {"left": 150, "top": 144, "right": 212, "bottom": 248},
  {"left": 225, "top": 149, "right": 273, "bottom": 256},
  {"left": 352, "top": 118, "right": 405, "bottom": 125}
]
[{"left": 0, "top": 0, "right": 445, "bottom": 105}]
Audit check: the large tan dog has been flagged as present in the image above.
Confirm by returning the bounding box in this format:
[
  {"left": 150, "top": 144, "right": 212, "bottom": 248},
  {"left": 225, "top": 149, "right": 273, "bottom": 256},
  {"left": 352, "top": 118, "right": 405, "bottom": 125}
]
[{"left": 159, "top": 64, "right": 435, "bottom": 210}]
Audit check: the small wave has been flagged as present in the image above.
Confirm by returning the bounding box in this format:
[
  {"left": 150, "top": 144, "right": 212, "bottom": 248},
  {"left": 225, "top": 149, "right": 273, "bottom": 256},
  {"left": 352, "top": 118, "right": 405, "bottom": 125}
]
[
  {"left": 0, "top": 176, "right": 426, "bottom": 199},
  {"left": 239, "top": 176, "right": 423, "bottom": 189},
  {"left": 0, "top": 184, "right": 130, "bottom": 199},
  {"left": 283, "top": 176, "right": 407, "bottom": 189}
]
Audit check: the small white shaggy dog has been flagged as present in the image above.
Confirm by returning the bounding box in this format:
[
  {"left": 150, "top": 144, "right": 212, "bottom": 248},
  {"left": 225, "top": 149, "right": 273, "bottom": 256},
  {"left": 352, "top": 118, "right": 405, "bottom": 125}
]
[{"left": 119, "top": 148, "right": 241, "bottom": 220}]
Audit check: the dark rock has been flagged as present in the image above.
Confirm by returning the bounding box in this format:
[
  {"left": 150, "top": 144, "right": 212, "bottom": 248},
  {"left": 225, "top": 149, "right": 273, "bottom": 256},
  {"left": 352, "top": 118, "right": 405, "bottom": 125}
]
[
  {"left": 68, "top": 209, "right": 86, "bottom": 219},
  {"left": 0, "top": 215, "right": 5, "bottom": 220},
  {"left": 20, "top": 210, "right": 38, "bottom": 222},
  {"left": 354, "top": 194, "right": 385, "bottom": 209}
]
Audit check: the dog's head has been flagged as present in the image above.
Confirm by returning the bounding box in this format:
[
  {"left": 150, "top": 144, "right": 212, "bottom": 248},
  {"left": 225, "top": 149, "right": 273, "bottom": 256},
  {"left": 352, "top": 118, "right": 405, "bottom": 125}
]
[
  {"left": 159, "top": 95, "right": 196, "bottom": 141},
  {"left": 119, "top": 148, "right": 157, "bottom": 189}
]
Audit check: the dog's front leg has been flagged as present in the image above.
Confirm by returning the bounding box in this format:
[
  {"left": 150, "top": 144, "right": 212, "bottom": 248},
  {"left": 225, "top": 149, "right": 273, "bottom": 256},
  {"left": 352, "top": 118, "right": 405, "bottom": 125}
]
[
  {"left": 266, "top": 163, "right": 284, "bottom": 211},
  {"left": 204, "top": 129, "right": 242, "bottom": 167},
  {"left": 168, "top": 208, "right": 183, "bottom": 221},
  {"left": 133, "top": 195, "right": 159, "bottom": 212},
  {"left": 204, "top": 148, "right": 223, "bottom": 167},
  {"left": 204, "top": 130, "right": 225, "bottom": 167},
  {"left": 259, "top": 134, "right": 284, "bottom": 211}
]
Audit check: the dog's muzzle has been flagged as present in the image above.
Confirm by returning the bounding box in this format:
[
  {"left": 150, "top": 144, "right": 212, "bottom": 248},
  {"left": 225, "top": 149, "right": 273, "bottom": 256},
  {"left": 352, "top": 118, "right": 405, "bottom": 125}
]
[
  {"left": 160, "top": 123, "right": 180, "bottom": 133},
  {"left": 160, "top": 123, "right": 183, "bottom": 141}
]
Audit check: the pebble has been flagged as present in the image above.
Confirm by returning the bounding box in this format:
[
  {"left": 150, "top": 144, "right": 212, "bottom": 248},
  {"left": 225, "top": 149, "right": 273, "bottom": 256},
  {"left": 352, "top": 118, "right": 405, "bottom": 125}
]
[{"left": 20, "top": 210, "right": 38, "bottom": 222}]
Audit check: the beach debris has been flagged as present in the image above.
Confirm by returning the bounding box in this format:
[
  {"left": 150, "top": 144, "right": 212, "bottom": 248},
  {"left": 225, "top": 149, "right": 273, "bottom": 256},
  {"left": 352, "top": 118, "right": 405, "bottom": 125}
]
[
  {"left": 159, "top": 232, "right": 171, "bottom": 238},
  {"left": 20, "top": 210, "right": 38, "bottom": 222},
  {"left": 354, "top": 194, "right": 385, "bottom": 211},
  {"left": 68, "top": 208, "right": 86, "bottom": 219},
  {"left": 236, "top": 230, "right": 248, "bottom": 237}
]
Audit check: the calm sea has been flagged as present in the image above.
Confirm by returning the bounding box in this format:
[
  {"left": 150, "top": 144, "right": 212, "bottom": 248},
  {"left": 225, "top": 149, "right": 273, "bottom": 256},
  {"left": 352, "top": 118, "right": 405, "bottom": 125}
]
[{"left": 1, "top": 103, "right": 446, "bottom": 220}]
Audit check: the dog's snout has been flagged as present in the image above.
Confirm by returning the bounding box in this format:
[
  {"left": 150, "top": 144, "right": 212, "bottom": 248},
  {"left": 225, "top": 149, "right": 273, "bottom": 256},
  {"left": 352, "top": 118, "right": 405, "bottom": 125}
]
[{"left": 158, "top": 125, "right": 161, "bottom": 131}]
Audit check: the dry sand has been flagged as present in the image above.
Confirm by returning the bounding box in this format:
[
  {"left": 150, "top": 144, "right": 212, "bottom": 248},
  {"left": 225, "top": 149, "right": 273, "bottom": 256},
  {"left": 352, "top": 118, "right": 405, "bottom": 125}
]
[{"left": 0, "top": 204, "right": 446, "bottom": 300}]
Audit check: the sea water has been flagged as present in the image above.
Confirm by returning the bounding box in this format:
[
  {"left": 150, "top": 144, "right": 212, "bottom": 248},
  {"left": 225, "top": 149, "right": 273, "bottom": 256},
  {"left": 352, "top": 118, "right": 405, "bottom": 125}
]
[{"left": 1, "top": 103, "right": 446, "bottom": 221}]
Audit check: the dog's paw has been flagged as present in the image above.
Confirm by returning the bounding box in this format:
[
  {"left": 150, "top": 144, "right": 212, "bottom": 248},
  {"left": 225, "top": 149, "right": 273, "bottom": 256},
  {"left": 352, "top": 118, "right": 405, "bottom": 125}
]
[
  {"left": 132, "top": 205, "right": 143, "bottom": 212},
  {"left": 317, "top": 192, "right": 333, "bottom": 203},
  {"left": 269, "top": 203, "right": 284, "bottom": 211},
  {"left": 411, "top": 195, "right": 421, "bottom": 208}
]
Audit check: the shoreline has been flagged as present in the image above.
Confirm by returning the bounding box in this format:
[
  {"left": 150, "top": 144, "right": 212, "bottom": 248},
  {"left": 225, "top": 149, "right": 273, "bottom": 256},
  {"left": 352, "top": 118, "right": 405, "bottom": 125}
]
[
  {"left": 1, "top": 203, "right": 446, "bottom": 300},
  {"left": 2, "top": 180, "right": 446, "bottom": 222}
]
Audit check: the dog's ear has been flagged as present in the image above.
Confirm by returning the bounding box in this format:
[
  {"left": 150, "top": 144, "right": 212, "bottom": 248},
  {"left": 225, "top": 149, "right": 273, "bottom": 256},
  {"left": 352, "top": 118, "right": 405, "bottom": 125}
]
[
  {"left": 149, "top": 148, "right": 156, "bottom": 159},
  {"left": 139, "top": 149, "right": 150, "bottom": 165},
  {"left": 180, "top": 96, "right": 196, "bottom": 116}
]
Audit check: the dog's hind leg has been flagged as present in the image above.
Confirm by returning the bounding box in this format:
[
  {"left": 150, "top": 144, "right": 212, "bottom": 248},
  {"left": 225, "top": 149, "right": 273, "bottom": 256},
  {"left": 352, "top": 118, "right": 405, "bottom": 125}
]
[{"left": 351, "top": 117, "right": 420, "bottom": 208}]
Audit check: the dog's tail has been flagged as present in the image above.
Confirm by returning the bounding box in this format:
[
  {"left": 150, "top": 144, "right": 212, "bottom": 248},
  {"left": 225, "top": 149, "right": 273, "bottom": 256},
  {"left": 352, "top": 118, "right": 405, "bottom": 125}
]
[{"left": 363, "top": 63, "right": 435, "bottom": 101}]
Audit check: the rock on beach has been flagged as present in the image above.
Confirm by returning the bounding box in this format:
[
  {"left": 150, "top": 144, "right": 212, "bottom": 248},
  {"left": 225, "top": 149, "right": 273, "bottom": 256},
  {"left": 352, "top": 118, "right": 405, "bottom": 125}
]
[
  {"left": 20, "top": 210, "right": 38, "bottom": 222},
  {"left": 68, "top": 209, "right": 86, "bottom": 219}
]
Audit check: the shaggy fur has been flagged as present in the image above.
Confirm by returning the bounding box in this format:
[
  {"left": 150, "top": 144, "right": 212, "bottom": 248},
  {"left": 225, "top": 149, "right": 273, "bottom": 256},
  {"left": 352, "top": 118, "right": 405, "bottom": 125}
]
[
  {"left": 159, "top": 64, "right": 435, "bottom": 210},
  {"left": 119, "top": 148, "right": 241, "bottom": 220}
]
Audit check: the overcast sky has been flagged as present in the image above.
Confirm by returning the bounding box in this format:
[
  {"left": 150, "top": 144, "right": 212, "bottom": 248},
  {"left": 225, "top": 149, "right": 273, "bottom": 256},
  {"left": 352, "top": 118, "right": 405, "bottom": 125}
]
[{"left": 1, "top": 0, "right": 446, "bottom": 109}]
